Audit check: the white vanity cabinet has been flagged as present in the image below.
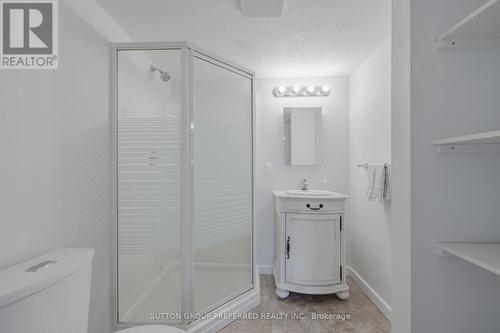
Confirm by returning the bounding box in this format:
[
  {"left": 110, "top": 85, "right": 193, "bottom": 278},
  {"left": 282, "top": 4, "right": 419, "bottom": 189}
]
[{"left": 273, "top": 191, "right": 350, "bottom": 300}]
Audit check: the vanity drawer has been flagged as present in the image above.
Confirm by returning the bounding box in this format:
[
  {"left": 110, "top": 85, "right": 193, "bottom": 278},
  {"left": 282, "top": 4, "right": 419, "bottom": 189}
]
[{"left": 281, "top": 199, "right": 343, "bottom": 213}]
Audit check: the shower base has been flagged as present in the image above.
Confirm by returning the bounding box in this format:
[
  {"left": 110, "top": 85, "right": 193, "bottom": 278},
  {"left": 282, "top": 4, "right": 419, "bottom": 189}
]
[{"left": 121, "top": 262, "right": 258, "bottom": 332}]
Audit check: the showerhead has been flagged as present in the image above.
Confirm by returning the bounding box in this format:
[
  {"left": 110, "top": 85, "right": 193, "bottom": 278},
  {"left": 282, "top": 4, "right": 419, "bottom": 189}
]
[
  {"left": 159, "top": 71, "right": 171, "bottom": 82},
  {"left": 150, "top": 65, "right": 171, "bottom": 82}
]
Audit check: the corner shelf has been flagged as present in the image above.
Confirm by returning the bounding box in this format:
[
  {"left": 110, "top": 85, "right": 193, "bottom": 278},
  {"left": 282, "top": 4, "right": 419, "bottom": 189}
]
[
  {"left": 436, "top": 242, "right": 500, "bottom": 276},
  {"left": 432, "top": 130, "right": 500, "bottom": 152},
  {"left": 436, "top": 0, "right": 500, "bottom": 49}
]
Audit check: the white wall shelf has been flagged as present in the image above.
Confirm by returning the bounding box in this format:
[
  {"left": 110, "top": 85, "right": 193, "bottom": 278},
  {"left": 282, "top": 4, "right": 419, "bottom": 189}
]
[
  {"left": 436, "top": 0, "right": 500, "bottom": 49},
  {"left": 432, "top": 130, "right": 500, "bottom": 152},
  {"left": 436, "top": 242, "right": 500, "bottom": 276}
]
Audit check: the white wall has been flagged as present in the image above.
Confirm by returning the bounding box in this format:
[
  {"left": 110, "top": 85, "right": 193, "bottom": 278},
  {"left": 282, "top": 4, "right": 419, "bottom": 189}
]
[
  {"left": 256, "top": 77, "right": 350, "bottom": 268},
  {"left": 410, "top": 0, "right": 500, "bottom": 332},
  {"left": 391, "top": 0, "right": 411, "bottom": 331},
  {"left": 0, "top": 3, "right": 112, "bottom": 333},
  {"left": 348, "top": 38, "right": 391, "bottom": 317}
]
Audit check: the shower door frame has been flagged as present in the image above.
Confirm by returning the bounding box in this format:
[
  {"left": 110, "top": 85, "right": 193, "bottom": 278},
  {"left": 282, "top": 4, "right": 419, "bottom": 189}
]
[{"left": 111, "top": 42, "right": 258, "bottom": 332}]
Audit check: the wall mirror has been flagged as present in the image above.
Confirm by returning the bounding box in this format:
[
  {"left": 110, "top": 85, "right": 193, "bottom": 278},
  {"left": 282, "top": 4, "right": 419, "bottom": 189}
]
[{"left": 284, "top": 107, "right": 323, "bottom": 166}]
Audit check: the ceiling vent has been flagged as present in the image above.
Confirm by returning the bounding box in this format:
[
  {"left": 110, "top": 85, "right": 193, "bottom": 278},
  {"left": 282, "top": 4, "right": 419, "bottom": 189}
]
[{"left": 240, "top": 0, "right": 285, "bottom": 17}]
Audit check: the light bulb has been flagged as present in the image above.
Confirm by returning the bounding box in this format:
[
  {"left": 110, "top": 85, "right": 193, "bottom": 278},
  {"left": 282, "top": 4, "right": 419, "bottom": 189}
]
[
  {"left": 277, "top": 86, "right": 286, "bottom": 94},
  {"left": 306, "top": 85, "right": 315, "bottom": 94},
  {"left": 292, "top": 85, "right": 301, "bottom": 94},
  {"left": 321, "top": 85, "right": 330, "bottom": 93}
]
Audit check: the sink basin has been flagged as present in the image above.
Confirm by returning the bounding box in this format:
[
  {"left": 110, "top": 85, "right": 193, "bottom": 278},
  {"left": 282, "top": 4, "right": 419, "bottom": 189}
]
[{"left": 286, "top": 190, "right": 334, "bottom": 196}]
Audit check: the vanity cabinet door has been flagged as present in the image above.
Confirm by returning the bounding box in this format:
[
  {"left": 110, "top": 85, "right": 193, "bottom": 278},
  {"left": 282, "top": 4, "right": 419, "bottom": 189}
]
[{"left": 285, "top": 213, "right": 341, "bottom": 286}]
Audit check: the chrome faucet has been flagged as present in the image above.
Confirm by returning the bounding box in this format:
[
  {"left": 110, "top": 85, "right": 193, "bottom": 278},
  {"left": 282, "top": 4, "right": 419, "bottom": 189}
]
[{"left": 301, "top": 179, "right": 309, "bottom": 191}]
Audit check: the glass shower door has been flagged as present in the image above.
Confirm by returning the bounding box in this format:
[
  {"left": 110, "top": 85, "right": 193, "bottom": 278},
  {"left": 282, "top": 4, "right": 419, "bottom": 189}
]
[
  {"left": 117, "top": 49, "right": 183, "bottom": 324},
  {"left": 116, "top": 45, "right": 255, "bottom": 327},
  {"left": 192, "top": 54, "right": 254, "bottom": 314}
]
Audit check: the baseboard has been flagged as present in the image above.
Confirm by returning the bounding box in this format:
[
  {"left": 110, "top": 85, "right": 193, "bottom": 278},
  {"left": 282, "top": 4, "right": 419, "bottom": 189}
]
[
  {"left": 346, "top": 266, "right": 391, "bottom": 321},
  {"left": 259, "top": 264, "right": 390, "bottom": 320},
  {"left": 258, "top": 264, "right": 273, "bottom": 275}
]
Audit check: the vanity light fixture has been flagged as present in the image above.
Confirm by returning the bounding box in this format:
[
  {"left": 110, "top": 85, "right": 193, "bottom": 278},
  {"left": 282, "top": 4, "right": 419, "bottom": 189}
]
[{"left": 273, "top": 85, "right": 331, "bottom": 97}]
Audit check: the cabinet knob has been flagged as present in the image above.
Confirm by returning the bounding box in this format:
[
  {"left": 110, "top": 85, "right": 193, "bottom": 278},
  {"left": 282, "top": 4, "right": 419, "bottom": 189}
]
[
  {"left": 306, "top": 203, "right": 324, "bottom": 210},
  {"left": 286, "top": 236, "right": 290, "bottom": 259}
]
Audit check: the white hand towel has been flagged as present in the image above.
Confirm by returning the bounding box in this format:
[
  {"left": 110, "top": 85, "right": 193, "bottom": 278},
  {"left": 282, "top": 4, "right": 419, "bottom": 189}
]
[
  {"left": 384, "top": 165, "right": 391, "bottom": 201},
  {"left": 367, "top": 163, "right": 386, "bottom": 201}
]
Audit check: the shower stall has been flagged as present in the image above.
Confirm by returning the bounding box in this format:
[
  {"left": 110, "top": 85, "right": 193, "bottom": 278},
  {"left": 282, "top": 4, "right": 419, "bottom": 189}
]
[{"left": 112, "top": 42, "right": 257, "bottom": 331}]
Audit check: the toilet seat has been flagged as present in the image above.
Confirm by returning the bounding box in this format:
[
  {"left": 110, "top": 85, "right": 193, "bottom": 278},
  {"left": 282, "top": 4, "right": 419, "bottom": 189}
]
[{"left": 118, "top": 325, "right": 185, "bottom": 333}]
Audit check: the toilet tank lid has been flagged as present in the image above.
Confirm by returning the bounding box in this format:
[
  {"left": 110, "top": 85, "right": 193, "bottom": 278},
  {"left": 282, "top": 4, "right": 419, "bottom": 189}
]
[{"left": 0, "top": 248, "right": 95, "bottom": 308}]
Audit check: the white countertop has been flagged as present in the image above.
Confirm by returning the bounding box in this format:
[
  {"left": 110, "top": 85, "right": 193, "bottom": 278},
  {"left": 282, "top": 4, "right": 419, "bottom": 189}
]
[{"left": 273, "top": 190, "right": 350, "bottom": 200}]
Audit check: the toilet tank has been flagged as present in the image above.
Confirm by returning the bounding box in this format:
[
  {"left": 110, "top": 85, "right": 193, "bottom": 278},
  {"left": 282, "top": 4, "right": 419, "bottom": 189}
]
[{"left": 0, "top": 248, "right": 95, "bottom": 333}]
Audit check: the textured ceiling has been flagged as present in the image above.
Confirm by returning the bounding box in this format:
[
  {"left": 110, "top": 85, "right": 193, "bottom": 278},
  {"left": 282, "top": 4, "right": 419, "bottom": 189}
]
[{"left": 97, "top": 0, "right": 391, "bottom": 78}]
